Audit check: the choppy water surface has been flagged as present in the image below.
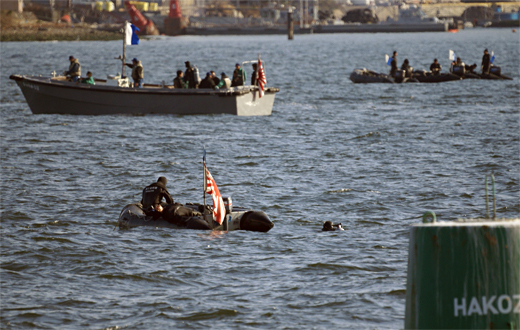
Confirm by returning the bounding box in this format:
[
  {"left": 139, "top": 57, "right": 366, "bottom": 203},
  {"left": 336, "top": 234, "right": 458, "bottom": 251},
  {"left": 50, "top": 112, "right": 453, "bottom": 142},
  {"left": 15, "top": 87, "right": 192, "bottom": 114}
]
[{"left": 1, "top": 29, "right": 519, "bottom": 329}]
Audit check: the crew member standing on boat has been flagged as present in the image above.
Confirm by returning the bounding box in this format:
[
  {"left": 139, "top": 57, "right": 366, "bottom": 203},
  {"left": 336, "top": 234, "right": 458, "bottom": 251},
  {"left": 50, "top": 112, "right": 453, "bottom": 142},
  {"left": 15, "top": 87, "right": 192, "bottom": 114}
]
[
  {"left": 250, "top": 63, "right": 258, "bottom": 86},
  {"left": 481, "top": 49, "right": 491, "bottom": 75},
  {"left": 184, "top": 61, "right": 198, "bottom": 89},
  {"left": 65, "top": 55, "right": 81, "bottom": 82},
  {"left": 231, "top": 63, "right": 246, "bottom": 87},
  {"left": 430, "top": 59, "right": 441, "bottom": 75},
  {"left": 215, "top": 72, "right": 231, "bottom": 89},
  {"left": 390, "top": 51, "right": 398, "bottom": 78},
  {"left": 125, "top": 58, "right": 144, "bottom": 88},
  {"left": 141, "top": 176, "right": 174, "bottom": 216},
  {"left": 173, "top": 70, "right": 187, "bottom": 89}
]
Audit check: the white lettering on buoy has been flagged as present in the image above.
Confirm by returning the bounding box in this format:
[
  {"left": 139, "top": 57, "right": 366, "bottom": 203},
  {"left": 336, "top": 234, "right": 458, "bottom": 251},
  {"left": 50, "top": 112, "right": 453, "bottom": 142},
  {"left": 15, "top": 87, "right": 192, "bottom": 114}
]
[
  {"left": 454, "top": 298, "right": 466, "bottom": 316},
  {"left": 482, "top": 296, "right": 498, "bottom": 314},
  {"left": 498, "top": 295, "right": 512, "bottom": 314},
  {"left": 454, "top": 295, "right": 520, "bottom": 316},
  {"left": 468, "top": 297, "right": 483, "bottom": 316}
]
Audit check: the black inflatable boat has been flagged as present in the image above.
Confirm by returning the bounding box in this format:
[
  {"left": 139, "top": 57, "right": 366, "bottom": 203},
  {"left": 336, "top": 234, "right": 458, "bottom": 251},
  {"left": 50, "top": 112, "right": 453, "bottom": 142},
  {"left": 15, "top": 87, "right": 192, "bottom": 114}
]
[
  {"left": 118, "top": 202, "right": 274, "bottom": 233},
  {"left": 350, "top": 69, "right": 393, "bottom": 83},
  {"left": 413, "top": 71, "right": 461, "bottom": 83}
]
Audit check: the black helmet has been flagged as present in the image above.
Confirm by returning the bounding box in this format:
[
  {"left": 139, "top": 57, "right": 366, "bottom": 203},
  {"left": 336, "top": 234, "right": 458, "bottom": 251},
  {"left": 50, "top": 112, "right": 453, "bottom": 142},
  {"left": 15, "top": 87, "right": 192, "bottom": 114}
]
[{"left": 157, "top": 176, "right": 167, "bottom": 186}]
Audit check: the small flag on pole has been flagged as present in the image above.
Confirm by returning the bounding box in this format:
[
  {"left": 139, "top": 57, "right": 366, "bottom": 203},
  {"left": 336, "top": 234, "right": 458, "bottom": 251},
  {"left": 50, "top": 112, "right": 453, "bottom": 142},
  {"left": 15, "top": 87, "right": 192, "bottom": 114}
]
[
  {"left": 257, "top": 56, "right": 266, "bottom": 98},
  {"left": 490, "top": 51, "right": 495, "bottom": 64},
  {"left": 204, "top": 165, "right": 225, "bottom": 225},
  {"left": 385, "top": 54, "right": 392, "bottom": 66},
  {"left": 449, "top": 49, "right": 457, "bottom": 61},
  {"left": 125, "top": 22, "right": 140, "bottom": 45}
]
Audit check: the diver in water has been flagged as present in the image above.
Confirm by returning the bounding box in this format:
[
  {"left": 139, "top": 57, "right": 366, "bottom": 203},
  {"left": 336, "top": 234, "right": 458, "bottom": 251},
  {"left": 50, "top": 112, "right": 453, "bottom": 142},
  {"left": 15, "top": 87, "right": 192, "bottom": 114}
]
[
  {"left": 430, "top": 59, "right": 441, "bottom": 75},
  {"left": 141, "top": 177, "right": 174, "bottom": 217},
  {"left": 322, "top": 221, "right": 344, "bottom": 231}
]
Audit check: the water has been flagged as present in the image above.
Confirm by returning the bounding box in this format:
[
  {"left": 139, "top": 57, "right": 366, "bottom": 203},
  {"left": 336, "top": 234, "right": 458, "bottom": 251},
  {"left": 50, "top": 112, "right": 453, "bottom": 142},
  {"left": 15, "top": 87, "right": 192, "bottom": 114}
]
[{"left": 1, "top": 29, "right": 519, "bottom": 329}]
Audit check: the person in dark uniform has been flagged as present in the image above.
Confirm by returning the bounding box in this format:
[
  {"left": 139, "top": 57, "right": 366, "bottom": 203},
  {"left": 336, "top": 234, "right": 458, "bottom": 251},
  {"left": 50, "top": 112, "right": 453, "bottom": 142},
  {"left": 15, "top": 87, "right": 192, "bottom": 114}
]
[
  {"left": 481, "top": 49, "right": 491, "bottom": 75},
  {"left": 231, "top": 63, "right": 245, "bottom": 87},
  {"left": 400, "top": 59, "right": 413, "bottom": 78},
  {"left": 141, "top": 177, "right": 174, "bottom": 217},
  {"left": 184, "top": 61, "right": 198, "bottom": 89},
  {"left": 173, "top": 70, "right": 186, "bottom": 89},
  {"left": 210, "top": 71, "right": 220, "bottom": 86},
  {"left": 430, "top": 58, "right": 441, "bottom": 75},
  {"left": 199, "top": 72, "right": 216, "bottom": 89},
  {"left": 250, "top": 63, "right": 258, "bottom": 86},
  {"left": 390, "top": 51, "right": 398, "bottom": 78}
]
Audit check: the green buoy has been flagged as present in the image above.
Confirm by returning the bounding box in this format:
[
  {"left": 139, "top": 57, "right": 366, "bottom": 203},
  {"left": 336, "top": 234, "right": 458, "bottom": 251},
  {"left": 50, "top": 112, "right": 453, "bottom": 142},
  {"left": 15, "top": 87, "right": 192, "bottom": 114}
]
[{"left": 405, "top": 176, "right": 520, "bottom": 329}]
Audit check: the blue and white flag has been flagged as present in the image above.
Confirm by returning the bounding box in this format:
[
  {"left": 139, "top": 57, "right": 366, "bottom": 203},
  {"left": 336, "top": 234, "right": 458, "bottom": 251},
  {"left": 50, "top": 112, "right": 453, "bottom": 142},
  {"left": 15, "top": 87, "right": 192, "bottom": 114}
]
[
  {"left": 490, "top": 51, "right": 495, "bottom": 64},
  {"left": 385, "top": 54, "right": 392, "bottom": 66},
  {"left": 449, "top": 49, "right": 456, "bottom": 61},
  {"left": 125, "top": 22, "right": 140, "bottom": 46}
]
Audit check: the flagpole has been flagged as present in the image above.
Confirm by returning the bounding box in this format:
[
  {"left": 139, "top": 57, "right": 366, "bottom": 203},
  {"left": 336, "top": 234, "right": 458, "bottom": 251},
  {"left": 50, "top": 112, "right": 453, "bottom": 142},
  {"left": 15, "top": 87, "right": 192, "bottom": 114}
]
[
  {"left": 122, "top": 21, "right": 127, "bottom": 78},
  {"left": 203, "top": 147, "right": 212, "bottom": 229},
  {"left": 253, "top": 53, "right": 260, "bottom": 102},
  {"left": 203, "top": 147, "right": 207, "bottom": 211}
]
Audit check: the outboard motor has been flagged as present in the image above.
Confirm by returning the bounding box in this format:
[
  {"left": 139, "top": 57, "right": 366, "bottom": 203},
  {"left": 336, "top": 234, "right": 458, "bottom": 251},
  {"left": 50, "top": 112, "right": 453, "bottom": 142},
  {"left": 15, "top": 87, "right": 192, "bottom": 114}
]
[
  {"left": 452, "top": 66, "right": 465, "bottom": 76},
  {"left": 223, "top": 196, "right": 232, "bottom": 214},
  {"left": 394, "top": 70, "right": 405, "bottom": 83},
  {"left": 240, "top": 211, "right": 274, "bottom": 233},
  {"left": 490, "top": 65, "right": 501, "bottom": 76}
]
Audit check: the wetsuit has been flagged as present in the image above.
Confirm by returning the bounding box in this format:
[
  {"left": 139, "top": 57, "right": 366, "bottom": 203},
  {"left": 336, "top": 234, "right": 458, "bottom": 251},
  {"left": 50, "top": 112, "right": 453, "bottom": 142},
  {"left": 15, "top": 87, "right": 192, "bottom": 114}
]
[
  {"left": 141, "top": 181, "right": 173, "bottom": 212},
  {"left": 430, "top": 62, "right": 441, "bottom": 75},
  {"left": 482, "top": 53, "right": 491, "bottom": 75},
  {"left": 184, "top": 66, "right": 198, "bottom": 89},
  {"left": 390, "top": 56, "right": 398, "bottom": 77}
]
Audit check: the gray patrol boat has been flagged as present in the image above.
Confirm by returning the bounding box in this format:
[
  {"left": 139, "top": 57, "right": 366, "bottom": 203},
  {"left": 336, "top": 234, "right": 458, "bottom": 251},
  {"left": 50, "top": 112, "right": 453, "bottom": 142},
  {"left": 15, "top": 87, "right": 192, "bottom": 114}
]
[{"left": 9, "top": 74, "right": 279, "bottom": 116}]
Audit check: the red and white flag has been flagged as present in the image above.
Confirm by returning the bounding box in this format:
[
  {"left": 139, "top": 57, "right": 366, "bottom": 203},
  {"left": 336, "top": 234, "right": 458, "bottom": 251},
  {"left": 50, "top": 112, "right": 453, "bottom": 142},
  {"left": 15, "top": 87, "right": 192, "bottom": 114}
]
[
  {"left": 204, "top": 165, "right": 225, "bottom": 225},
  {"left": 257, "top": 57, "right": 266, "bottom": 98}
]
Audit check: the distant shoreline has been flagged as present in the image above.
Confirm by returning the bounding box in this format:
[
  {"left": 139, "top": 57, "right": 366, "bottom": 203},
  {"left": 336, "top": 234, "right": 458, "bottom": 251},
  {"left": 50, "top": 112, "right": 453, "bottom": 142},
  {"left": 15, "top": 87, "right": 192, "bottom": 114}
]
[{"left": 1, "top": 27, "right": 122, "bottom": 42}]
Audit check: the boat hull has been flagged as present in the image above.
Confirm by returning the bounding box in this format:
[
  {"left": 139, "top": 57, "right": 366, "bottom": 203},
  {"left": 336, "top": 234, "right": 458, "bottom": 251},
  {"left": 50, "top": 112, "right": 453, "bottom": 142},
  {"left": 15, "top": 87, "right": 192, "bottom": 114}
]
[
  {"left": 350, "top": 69, "right": 393, "bottom": 83},
  {"left": 10, "top": 75, "right": 277, "bottom": 116},
  {"left": 118, "top": 203, "right": 274, "bottom": 233}
]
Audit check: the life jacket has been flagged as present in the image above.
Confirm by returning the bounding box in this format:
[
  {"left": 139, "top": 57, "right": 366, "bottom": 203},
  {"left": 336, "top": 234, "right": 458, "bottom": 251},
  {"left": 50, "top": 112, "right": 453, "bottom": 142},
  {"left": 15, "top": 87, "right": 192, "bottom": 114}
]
[
  {"left": 132, "top": 61, "right": 144, "bottom": 81},
  {"left": 222, "top": 77, "right": 231, "bottom": 88},
  {"left": 68, "top": 59, "right": 81, "bottom": 77}
]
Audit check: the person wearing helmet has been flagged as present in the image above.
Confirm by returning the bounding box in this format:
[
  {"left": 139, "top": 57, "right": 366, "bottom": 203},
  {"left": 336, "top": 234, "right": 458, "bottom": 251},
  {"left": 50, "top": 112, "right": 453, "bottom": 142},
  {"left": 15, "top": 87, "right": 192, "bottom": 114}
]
[
  {"left": 140, "top": 177, "right": 174, "bottom": 216},
  {"left": 125, "top": 57, "right": 144, "bottom": 88}
]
